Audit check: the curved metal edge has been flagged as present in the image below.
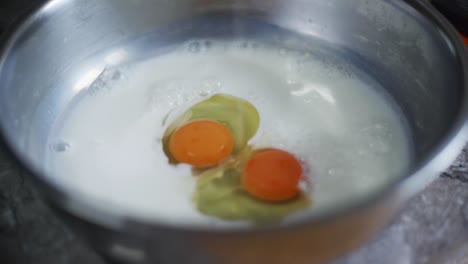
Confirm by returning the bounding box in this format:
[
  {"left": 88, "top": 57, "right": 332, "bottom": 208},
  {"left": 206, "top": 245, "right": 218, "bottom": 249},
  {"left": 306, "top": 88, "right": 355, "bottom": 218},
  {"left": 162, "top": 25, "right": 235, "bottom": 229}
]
[
  {"left": 0, "top": 0, "right": 129, "bottom": 229},
  {"left": 395, "top": 0, "right": 468, "bottom": 200},
  {"left": 0, "top": 1, "right": 75, "bottom": 195},
  {"left": 0, "top": 0, "right": 466, "bottom": 236}
]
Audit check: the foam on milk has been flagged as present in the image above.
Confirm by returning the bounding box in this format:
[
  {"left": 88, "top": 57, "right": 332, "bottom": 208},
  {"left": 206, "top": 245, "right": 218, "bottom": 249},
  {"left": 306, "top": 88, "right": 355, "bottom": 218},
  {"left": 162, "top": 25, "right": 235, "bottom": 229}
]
[{"left": 46, "top": 40, "right": 411, "bottom": 226}]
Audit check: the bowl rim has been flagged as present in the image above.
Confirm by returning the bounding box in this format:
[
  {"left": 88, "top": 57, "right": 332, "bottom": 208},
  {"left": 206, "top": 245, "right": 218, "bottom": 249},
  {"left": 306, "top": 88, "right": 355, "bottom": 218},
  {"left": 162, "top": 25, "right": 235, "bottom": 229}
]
[{"left": 0, "top": 0, "right": 467, "bottom": 235}]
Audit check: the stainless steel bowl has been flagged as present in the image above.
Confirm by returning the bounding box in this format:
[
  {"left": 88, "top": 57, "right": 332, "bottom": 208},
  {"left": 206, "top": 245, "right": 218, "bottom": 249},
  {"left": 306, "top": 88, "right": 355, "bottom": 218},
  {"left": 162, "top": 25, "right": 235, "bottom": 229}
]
[{"left": 0, "top": 0, "right": 467, "bottom": 263}]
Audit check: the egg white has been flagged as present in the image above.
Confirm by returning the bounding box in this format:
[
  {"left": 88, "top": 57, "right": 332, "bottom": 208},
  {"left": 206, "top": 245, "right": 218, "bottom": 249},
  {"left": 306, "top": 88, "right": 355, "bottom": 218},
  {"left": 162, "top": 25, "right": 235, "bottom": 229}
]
[{"left": 46, "top": 40, "right": 410, "bottom": 226}]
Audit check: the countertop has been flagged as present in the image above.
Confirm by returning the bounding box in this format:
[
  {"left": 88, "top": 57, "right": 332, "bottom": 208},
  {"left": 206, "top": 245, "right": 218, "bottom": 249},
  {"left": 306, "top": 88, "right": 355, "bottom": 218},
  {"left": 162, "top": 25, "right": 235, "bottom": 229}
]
[{"left": 0, "top": 1, "right": 468, "bottom": 264}]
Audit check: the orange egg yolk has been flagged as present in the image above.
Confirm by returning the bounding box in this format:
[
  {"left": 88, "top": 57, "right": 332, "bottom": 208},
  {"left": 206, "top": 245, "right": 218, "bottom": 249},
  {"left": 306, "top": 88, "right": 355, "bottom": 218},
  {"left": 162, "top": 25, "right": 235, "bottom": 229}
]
[
  {"left": 242, "top": 149, "right": 303, "bottom": 202},
  {"left": 169, "top": 120, "right": 234, "bottom": 168}
]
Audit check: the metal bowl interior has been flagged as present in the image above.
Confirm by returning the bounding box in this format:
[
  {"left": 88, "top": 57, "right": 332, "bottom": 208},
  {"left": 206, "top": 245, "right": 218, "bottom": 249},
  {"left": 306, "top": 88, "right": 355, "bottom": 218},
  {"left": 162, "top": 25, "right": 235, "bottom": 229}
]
[{"left": 0, "top": 0, "right": 467, "bottom": 233}]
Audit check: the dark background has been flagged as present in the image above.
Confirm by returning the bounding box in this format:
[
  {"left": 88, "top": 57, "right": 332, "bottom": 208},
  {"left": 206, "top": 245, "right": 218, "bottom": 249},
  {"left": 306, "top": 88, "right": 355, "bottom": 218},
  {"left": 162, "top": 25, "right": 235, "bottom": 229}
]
[{"left": 0, "top": 1, "right": 467, "bottom": 264}]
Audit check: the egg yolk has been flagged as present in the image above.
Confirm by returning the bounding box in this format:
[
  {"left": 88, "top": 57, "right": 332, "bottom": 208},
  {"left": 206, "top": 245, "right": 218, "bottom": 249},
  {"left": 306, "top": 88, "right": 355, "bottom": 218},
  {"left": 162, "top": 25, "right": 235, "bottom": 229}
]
[
  {"left": 169, "top": 120, "right": 234, "bottom": 168},
  {"left": 242, "top": 149, "right": 303, "bottom": 202}
]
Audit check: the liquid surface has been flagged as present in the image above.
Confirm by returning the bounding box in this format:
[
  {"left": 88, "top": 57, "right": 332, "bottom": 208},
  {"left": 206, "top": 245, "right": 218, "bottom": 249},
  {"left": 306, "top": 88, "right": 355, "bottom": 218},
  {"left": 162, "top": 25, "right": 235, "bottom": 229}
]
[{"left": 47, "top": 40, "right": 411, "bottom": 226}]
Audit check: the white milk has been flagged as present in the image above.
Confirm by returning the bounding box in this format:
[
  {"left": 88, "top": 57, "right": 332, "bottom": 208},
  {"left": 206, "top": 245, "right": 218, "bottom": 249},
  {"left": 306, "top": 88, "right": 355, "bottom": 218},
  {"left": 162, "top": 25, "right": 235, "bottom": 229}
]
[{"left": 46, "top": 40, "right": 411, "bottom": 226}]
